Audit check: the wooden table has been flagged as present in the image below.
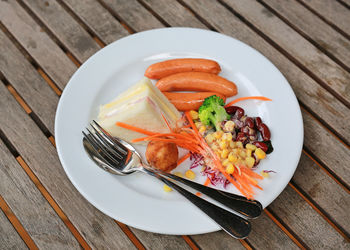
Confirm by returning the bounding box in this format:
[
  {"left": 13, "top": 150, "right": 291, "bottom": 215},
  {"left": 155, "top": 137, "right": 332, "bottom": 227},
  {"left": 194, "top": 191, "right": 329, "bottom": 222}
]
[{"left": 0, "top": 0, "right": 349, "bottom": 249}]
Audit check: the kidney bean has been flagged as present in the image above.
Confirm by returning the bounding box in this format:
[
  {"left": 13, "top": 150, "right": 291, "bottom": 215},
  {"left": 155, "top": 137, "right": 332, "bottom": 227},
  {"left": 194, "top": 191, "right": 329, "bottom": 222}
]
[
  {"left": 252, "top": 141, "right": 268, "bottom": 152},
  {"left": 249, "top": 135, "right": 258, "bottom": 141},
  {"left": 245, "top": 117, "right": 255, "bottom": 128},
  {"left": 258, "top": 123, "right": 271, "bottom": 141},
  {"left": 236, "top": 132, "right": 247, "bottom": 144},
  {"left": 241, "top": 126, "right": 249, "bottom": 135},
  {"left": 226, "top": 106, "right": 244, "bottom": 119},
  {"left": 254, "top": 117, "right": 262, "bottom": 128},
  {"left": 248, "top": 128, "right": 256, "bottom": 136}
]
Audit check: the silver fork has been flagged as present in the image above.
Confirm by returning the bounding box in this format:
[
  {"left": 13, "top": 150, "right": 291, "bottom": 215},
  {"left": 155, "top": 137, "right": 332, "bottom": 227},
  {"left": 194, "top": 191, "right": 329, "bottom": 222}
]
[{"left": 83, "top": 121, "right": 252, "bottom": 239}]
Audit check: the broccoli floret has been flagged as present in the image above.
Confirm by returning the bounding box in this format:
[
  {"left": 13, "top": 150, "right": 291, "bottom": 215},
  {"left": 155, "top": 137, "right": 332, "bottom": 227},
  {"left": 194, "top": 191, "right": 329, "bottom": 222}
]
[{"left": 198, "top": 95, "right": 230, "bottom": 131}]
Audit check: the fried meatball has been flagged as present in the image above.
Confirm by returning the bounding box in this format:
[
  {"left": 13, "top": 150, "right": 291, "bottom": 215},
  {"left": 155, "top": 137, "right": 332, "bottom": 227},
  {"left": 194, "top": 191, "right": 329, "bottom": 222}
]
[{"left": 145, "top": 141, "right": 178, "bottom": 172}]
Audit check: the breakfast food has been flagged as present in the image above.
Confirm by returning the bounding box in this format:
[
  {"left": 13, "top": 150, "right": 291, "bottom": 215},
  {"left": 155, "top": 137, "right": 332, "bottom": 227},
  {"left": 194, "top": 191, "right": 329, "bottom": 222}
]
[
  {"left": 145, "top": 58, "right": 221, "bottom": 79},
  {"left": 97, "top": 77, "right": 181, "bottom": 142},
  {"left": 146, "top": 141, "right": 179, "bottom": 172},
  {"left": 163, "top": 92, "right": 226, "bottom": 111},
  {"left": 156, "top": 72, "right": 237, "bottom": 97}
]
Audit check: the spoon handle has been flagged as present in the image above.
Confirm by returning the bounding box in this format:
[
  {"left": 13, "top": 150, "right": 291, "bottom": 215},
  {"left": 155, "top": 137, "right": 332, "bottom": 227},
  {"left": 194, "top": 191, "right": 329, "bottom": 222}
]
[
  {"left": 156, "top": 171, "right": 262, "bottom": 219},
  {"left": 142, "top": 168, "right": 251, "bottom": 239}
]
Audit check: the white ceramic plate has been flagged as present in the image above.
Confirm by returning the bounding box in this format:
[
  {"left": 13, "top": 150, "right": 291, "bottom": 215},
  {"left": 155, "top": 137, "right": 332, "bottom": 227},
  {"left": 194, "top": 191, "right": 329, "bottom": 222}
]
[{"left": 55, "top": 28, "right": 303, "bottom": 235}]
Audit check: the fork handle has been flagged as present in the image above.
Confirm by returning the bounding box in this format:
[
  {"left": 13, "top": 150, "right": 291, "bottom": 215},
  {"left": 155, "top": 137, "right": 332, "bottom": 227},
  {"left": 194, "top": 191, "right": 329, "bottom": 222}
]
[
  {"left": 156, "top": 171, "right": 262, "bottom": 219},
  {"left": 142, "top": 168, "right": 251, "bottom": 239}
]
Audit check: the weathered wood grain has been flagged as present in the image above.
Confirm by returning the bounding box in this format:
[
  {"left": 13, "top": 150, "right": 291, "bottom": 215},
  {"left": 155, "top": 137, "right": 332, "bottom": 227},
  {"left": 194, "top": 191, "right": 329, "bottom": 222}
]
[
  {"left": 299, "top": 0, "right": 350, "bottom": 35},
  {"left": 293, "top": 153, "right": 350, "bottom": 235},
  {"left": 21, "top": 0, "right": 100, "bottom": 63},
  {"left": 101, "top": 0, "right": 164, "bottom": 31},
  {"left": 0, "top": 76, "right": 135, "bottom": 249},
  {"left": 263, "top": 0, "right": 350, "bottom": 70},
  {"left": 0, "top": 0, "right": 76, "bottom": 90},
  {"left": 191, "top": 231, "right": 246, "bottom": 250},
  {"left": 0, "top": 130, "right": 80, "bottom": 249},
  {"left": 221, "top": 0, "right": 350, "bottom": 105},
  {"left": 129, "top": 228, "right": 191, "bottom": 250},
  {"left": 0, "top": 30, "right": 58, "bottom": 134},
  {"left": 269, "top": 186, "right": 349, "bottom": 248},
  {"left": 0, "top": 208, "right": 28, "bottom": 250},
  {"left": 61, "top": 0, "right": 129, "bottom": 45},
  {"left": 302, "top": 109, "right": 350, "bottom": 187},
  {"left": 141, "top": 0, "right": 206, "bottom": 28},
  {"left": 182, "top": 0, "right": 350, "bottom": 141},
  {"left": 193, "top": 212, "right": 298, "bottom": 250}
]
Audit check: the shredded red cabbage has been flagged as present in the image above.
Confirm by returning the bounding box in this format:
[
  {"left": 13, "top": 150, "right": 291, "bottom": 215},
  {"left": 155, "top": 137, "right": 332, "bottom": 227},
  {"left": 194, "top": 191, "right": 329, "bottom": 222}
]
[{"left": 263, "top": 170, "right": 276, "bottom": 173}]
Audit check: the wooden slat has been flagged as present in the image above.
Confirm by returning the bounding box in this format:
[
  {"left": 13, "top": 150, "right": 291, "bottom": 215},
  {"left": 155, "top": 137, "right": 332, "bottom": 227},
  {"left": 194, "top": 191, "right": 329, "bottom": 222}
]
[
  {"left": 0, "top": 30, "right": 58, "bottom": 134},
  {"left": 302, "top": 109, "right": 350, "bottom": 187},
  {"left": 0, "top": 71, "right": 135, "bottom": 249},
  {"left": 129, "top": 228, "right": 191, "bottom": 250},
  {"left": 293, "top": 153, "right": 350, "bottom": 235},
  {"left": 299, "top": 0, "right": 350, "bottom": 36},
  {"left": 191, "top": 231, "right": 246, "bottom": 249},
  {"left": 0, "top": 132, "right": 80, "bottom": 249},
  {"left": 101, "top": 0, "right": 164, "bottom": 31},
  {"left": 141, "top": 0, "right": 206, "bottom": 28},
  {"left": 0, "top": 208, "right": 28, "bottom": 250},
  {"left": 0, "top": 0, "right": 76, "bottom": 90},
  {"left": 268, "top": 186, "right": 349, "bottom": 248},
  {"left": 221, "top": 0, "right": 350, "bottom": 106},
  {"left": 20, "top": 0, "right": 100, "bottom": 63},
  {"left": 262, "top": 0, "right": 350, "bottom": 71},
  {"left": 60, "top": 0, "right": 129, "bottom": 45},
  {"left": 181, "top": 0, "right": 350, "bottom": 144}
]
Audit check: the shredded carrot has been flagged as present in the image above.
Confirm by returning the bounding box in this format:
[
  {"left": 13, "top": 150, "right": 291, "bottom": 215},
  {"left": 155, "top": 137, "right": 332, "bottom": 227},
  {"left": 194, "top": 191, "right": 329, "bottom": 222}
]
[
  {"left": 224, "top": 96, "right": 272, "bottom": 107},
  {"left": 116, "top": 122, "right": 156, "bottom": 136},
  {"left": 240, "top": 166, "right": 264, "bottom": 180},
  {"left": 204, "top": 177, "right": 211, "bottom": 186},
  {"left": 177, "top": 153, "right": 191, "bottom": 166}
]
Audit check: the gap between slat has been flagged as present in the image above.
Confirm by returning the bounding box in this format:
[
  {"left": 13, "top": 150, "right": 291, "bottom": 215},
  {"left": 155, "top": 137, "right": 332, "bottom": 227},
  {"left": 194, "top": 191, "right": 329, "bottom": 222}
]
[
  {"left": 295, "top": 0, "right": 350, "bottom": 41},
  {"left": 288, "top": 181, "right": 350, "bottom": 241},
  {"left": 0, "top": 195, "right": 39, "bottom": 250},
  {"left": 215, "top": 0, "right": 350, "bottom": 109},
  {"left": 257, "top": 0, "right": 350, "bottom": 73},
  {"left": 182, "top": 236, "right": 200, "bottom": 250},
  {"left": 15, "top": 156, "right": 92, "bottom": 250},
  {"left": 114, "top": 221, "right": 146, "bottom": 250},
  {"left": 264, "top": 209, "right": 308, "bottom": 249},
  {"left": 337, "top": 0, "right": 350, "bottom": 9}
]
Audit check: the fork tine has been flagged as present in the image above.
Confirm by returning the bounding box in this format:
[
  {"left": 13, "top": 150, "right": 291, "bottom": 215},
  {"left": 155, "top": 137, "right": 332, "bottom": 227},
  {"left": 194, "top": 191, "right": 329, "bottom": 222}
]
[
  {"left": 83, "top": 132, "right": 125, "bottom": 171},
  {"left": 91, "top": 120, "right": 128, "bottom": 154},
  {"left": 89, "top": 125, "right": 125, "bottom": 160},
  {"left": 85, "top": 128, "right": 123, "bottom": 166}
]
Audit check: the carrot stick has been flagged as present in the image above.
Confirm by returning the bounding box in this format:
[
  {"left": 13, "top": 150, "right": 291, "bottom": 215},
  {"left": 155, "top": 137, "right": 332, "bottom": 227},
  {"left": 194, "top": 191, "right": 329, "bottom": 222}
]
[
  {"left": 241, "top": 166, "right": 264, "bottom": 180},
  {"left": 116, "top": 122, "right": 156, "bottom": 136},
  {"left": 224, "top": 96, "right": 272, "bottom": 107},
  {"left": 177, "top": 153, "right": 191, "bottom": 166}
]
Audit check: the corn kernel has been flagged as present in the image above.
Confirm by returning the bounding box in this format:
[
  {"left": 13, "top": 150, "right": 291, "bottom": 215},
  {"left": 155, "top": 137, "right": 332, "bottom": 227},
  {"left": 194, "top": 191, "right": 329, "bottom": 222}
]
[
  {"left": 205, "top": 134, "right": 214, "bottom": 143},
  {"left": 174, "top": 172, "right": 183, "bottom": 178},
  {"left": 211, "top": 142, "right": 219, "bottom": 151},
  {"left": 215, "top": 151, "right": 221, "bottom": 158},
  {"left": 190, "top": 110, "right": 199, "bottom": 120},
  {"left": 163, "top": 184, "right": 172, "bottom": 192},
  {"left": 199, "top": 126, "right": 206, "bottom": 133},
  {"left": 219, "top": 141, "right": 227, "bottom": 149},
  {"left": 224, "top": 120, "right": 235, "bottom": 132},
  {"left": 214, "top": 131, "right": 223, "bottom": 139},
  {"left": 255, "top": 148, "right": 266, "bottom": 159},
  {"left": 195, "top": 121, "right": 202, "bottom": 128},
  {"left": 222, "top": 158, "right": 230, "bottom": 167},
  {"left": 221, "top": 149, "right": 229, "bottom": 158},
  {"left": 185, "top": 170, "right": 196, "bottom": 180},
  {"left": 239, "top": 151, "right": 246, "bottom": 158},
  {"left": 261, "top": 171, "right": 269, "bottom": 178},
  {"left": 236, "top": 141, "right": 243, "bottom": 148},
  {"left": 222, "top": 132, "right": 233, "bottom": 141},
  {"left": 245, "top": 143, "right": 257, "bottom": 151},
  {"left": 245, "top": 157, "right": 255, "bottom": 168},
  {"left": 229, "top": 141, "right": 235, "bottom": 148},
  {"left": 226, "top": 163, "right": 234, "bottom": 174},
  {"left": 246, "top": 149, "right": 252, "bottom": 157},
  {"left": 232, "top": 148, "right": 239, "bottom": 155},
  {"left": 228, "top": 152, "right": 238, "bottom": 163}
]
